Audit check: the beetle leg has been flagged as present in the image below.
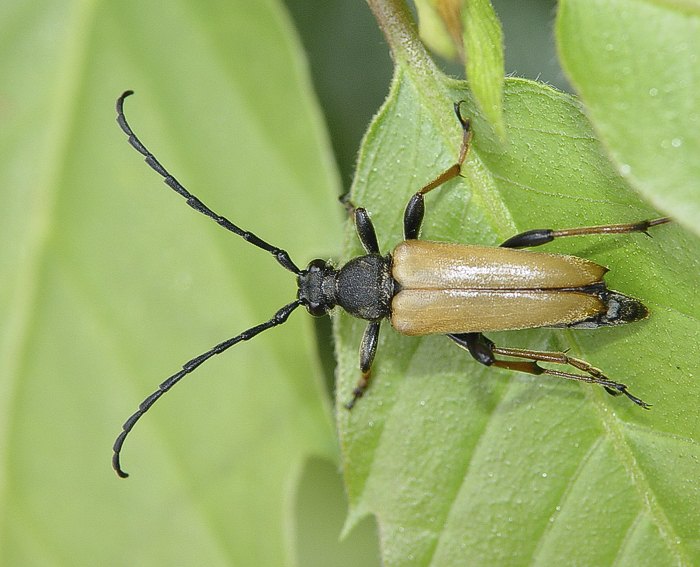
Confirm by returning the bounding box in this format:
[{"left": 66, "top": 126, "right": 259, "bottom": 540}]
[
  {"left": 353, "top": 208, "right": 381, "bottom": 254},
  {"left": 491, "top": 346, "right": 651, "bottom": 408},
  {"left": 403, "top": 102, "right": 474, "bottom": 240},
  {"left": 345, "top": 321, "right": 381, "bottom": 409},
  {"left": 447, "top": 332, "right": 496, "bottom": 365},
  {"left": 500, "top": 217, "right": 671, "bottom": 249},
  {"left": 448, "top": 333, "right": 650, "bottom": 408},
  {"left": 339, "top": 192, "right": 361, "bottom": 220},
  {"left": 339, "top": 198, "right": 381, "bottom": 254}
]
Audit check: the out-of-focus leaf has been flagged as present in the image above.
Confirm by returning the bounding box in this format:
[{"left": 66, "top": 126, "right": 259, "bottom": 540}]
[
  {"left": 415, "top": 0, "right": 460, "bottom": 60},
  {"left": 557, "top": 0, "right": 700, "bottom": 234},
  {"left": 0, "top": 1, "right": 342, "bottom": 565},
  {"left": 462, "top": 0, "right": 506, "bottom": 137},
  {"left": 414, "top": 0, "right": 506, "bottom": 137}
]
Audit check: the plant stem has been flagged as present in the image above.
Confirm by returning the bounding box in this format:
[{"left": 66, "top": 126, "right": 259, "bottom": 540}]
[{"left": 366, "top": 0, "right": 444, "bottom": 90}]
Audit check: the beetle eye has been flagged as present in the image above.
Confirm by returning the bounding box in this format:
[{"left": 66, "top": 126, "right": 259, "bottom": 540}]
[
  {"left": 306, "top": 303, "right": 327, "bottom": 317},
  {"left": 307, "top": 259, "right": 327, "bottom": 272}
]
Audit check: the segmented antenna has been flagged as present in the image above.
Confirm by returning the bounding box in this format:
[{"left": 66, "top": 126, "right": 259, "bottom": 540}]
[
  {"left": 113, "top": 90, "right": 307, "bottom": 477},
  {"left": 115, "top": 90, "right": 301, "bottom": 274},
  {"left": 113, "top": 300, "right": 302, "bottom": 477}
]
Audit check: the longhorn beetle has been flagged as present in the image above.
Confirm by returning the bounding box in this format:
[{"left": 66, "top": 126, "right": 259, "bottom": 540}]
[{"left": 113, "top": 90, "right": 670, "bottom": 477}]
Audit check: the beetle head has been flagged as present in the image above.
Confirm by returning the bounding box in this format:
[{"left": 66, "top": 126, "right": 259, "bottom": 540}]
[{"left": 297, "top": 259, "right": 338, "bottom": 316}]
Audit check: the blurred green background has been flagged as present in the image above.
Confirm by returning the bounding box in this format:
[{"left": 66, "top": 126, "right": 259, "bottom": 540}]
[{"left": 0, "top": 1, "right": 575, "bottom": 565}]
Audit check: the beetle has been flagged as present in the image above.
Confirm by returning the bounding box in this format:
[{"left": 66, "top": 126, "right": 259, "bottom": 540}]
[{"left": 113, "top": 90, "right": 670, "bottom": 477}]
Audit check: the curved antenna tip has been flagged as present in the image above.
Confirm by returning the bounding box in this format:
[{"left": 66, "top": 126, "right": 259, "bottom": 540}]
[
  {"left": 113, "top": 433, "right": 130, "bottom": 478},
  {"left": 113, "top": 454, "right": 130, "bottom": 479},
  {"left": 116, "top": 90, "right": 135, "bottom": 112}
]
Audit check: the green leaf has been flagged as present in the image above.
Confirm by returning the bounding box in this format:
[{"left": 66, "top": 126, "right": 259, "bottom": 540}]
[
  {"left": 412, "top": 0, "right": 506, "bottom": 137},
  {"left": 0, "top": 1, "right": 343, "bottom": 565},
  {"left": 462, "top": 0, "right": 506, "bottom": 138},
  {"left": 414, "top": 0, "right": 460, "bottom": 61},
  {"left": 294, "top": 457, "right": 382, "bottom": 566},
  {"left": 557, "top": 0, "right": 700, "bottom": 235},
  {"left": 337, "top": 45, "right": 700, "bottom": 567}
]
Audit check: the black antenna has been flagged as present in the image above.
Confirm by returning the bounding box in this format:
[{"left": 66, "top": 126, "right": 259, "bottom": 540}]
[
  {"left": 113, "top": 91, "right": 307, "bottom": 477},
  {"left": 116, "top": 90, "right": 301, "bottom": 274},
  {"left": 113, "top": 299, "right": 302, "bottom": 478}
]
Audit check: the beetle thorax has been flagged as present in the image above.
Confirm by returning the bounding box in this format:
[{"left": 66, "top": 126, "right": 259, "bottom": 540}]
[{"left": 335, "top": 254, "right": 394, "bottom": 321}]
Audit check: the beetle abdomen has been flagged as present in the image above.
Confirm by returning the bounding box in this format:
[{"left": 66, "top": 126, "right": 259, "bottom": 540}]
[{"left": 562, "top": 289, "right": 648, "bottom": 329}]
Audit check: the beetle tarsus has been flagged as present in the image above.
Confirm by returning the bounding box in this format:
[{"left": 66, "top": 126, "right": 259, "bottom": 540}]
[
  {"left": 604, "top": 383, "right": 651, "bottom": 409},
  {"left": 346, "top": 378, "right": 369, "bottom": 411},
  {"left": 339, "top": 192, "right": 357, "bottom": 217},
  {"left": 345, "top": 388, "right": 363, "bottom": 410},
  {"left": 453, "top": 100, "right": 470, "bottom": 130}
]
